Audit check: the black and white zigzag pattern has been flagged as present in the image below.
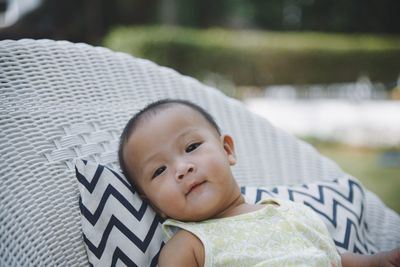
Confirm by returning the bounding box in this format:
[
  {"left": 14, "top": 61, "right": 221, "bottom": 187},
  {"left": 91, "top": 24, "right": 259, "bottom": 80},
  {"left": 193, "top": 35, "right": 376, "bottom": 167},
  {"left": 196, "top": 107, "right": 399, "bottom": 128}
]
[
  {"left": 76, "top": 159, "right": 376, "bottom": 266},
  {"left": 76, "top": 160, "right": 164, "bottom": 267},
  {"left": 241, "top": 176, "right": 377, "bottom": 254}
]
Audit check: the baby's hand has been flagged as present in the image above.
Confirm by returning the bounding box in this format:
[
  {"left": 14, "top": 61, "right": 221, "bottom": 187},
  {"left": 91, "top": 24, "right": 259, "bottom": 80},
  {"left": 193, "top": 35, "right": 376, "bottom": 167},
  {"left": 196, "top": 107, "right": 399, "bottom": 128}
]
[
  {"left": 341, "top": 248, "right": 400, "bottom": 267},
  {"left": 375, "top": 248, "right": 400, "bottom": 267}
]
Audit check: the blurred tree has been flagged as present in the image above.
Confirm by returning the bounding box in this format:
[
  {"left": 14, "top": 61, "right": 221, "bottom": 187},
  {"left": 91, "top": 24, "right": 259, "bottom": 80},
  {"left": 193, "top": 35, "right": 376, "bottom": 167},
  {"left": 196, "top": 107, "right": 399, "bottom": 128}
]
[
  {"left": 224, "top": 0, "right": 255, "bottom": 28},
  {"left": 160, "top": 0, "right": 178, "bottom": 25},
  {"left": 0, "top": 0, "right": 398, "bottom": 44},
  {"left": 0, "top": 0, "right": 6, "bottom": 12},
  {"left": 175, "top": 0, "right": 230, "bottom": 27},
  {"left": 112, "top": 0, "right": 158, "bottom": 25},
  {"left": 0, "top": 0, "right": 158, "bottom": 44},
  {"left": 250, "top": 0, "right": 285, "bottom": 30},
  {"left": 249, "top": 0, "right": 400, "bottom": 33},
  {"left": 253, "top": 0, "right": 400, "bottom": 33}
]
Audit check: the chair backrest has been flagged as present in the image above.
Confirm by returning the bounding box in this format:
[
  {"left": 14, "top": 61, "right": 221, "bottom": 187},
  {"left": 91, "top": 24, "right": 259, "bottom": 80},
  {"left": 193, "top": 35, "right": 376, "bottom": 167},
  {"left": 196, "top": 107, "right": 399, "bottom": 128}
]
[{"left": 0, "top": 39, "right": 388, "bottom": 266}]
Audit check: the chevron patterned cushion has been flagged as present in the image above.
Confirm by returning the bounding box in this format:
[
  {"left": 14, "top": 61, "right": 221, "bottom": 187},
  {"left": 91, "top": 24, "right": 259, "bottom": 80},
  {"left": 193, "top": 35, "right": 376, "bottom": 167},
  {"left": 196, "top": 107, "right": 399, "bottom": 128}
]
[
  {"left": 76, "top": 161, "right": 374, "bottom": 266},
  {"left": 75, "top": 159, "right": 164, "bottom": 267},
  {"left": 242, "top": 176, "right": 377, "bottom": 254}
]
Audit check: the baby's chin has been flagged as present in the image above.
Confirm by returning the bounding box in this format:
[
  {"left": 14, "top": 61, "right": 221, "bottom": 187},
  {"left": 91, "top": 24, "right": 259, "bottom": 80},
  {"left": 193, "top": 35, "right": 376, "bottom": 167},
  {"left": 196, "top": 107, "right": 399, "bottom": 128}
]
[{"left": 164, "top": 188, "right": 228, "bottom": 221}]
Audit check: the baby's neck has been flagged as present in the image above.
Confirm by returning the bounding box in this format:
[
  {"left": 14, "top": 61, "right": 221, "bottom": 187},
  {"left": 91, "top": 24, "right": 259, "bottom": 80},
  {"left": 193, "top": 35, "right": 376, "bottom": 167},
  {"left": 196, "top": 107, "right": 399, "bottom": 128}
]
[{"left": 214, "top": 195, "right": 263, "bottom": 219}]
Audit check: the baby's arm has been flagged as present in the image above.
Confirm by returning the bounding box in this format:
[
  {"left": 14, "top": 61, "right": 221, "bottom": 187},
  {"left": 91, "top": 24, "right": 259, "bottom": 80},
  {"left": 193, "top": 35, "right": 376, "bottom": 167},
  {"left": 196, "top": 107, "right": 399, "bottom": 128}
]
[
  {"left": 341, "top": 248, "right": 400, "bottom": 267},
  {"left": 158, "top": 229, "right": 205, "bottom": 267}
]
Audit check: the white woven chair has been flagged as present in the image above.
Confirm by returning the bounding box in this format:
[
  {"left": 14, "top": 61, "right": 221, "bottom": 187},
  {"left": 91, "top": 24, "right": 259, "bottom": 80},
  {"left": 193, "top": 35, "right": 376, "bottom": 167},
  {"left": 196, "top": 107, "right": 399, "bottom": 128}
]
[{"left": 0, "top": 39, "right": 399, "bottom": 266}]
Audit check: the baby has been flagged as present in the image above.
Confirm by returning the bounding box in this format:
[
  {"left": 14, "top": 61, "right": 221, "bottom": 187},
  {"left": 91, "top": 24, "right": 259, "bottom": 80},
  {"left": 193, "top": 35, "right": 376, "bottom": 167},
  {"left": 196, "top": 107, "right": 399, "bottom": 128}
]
[{"left": 118, "top": 99, "right": 399, "bottom": 266}]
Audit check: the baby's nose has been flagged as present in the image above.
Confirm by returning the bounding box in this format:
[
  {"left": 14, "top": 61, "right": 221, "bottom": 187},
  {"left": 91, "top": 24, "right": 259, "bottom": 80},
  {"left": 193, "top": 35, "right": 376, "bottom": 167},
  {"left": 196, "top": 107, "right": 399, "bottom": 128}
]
[{"left": 176, "top": 162, "right": 195, "bottom": 180}]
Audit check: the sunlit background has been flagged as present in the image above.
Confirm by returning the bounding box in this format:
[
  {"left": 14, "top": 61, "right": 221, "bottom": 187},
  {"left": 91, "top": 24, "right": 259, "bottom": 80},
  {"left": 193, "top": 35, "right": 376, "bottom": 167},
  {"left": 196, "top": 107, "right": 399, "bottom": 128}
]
[{"left": 1, "top": 0, "right": 399, "bottom": 213}]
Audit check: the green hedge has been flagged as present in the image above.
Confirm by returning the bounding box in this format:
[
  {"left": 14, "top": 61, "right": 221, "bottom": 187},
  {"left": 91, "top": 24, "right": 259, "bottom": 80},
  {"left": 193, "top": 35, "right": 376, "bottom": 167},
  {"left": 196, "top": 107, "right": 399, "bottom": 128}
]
[{"left": 103, "top": 26, "right": 400, "bottom": 86}]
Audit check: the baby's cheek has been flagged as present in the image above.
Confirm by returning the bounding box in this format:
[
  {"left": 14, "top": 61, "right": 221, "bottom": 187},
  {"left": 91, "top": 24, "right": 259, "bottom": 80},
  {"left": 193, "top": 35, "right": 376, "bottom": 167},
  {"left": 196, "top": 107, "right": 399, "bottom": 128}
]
[{"left": 156, "top": 186, "right": 180, "bottom": 206}]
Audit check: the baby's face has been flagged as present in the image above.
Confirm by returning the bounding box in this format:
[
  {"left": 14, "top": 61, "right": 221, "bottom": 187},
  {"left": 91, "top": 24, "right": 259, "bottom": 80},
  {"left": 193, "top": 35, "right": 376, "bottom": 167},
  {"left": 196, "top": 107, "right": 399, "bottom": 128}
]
[{"left": 123, "top": 105, "right": 240, "bottom": 221}]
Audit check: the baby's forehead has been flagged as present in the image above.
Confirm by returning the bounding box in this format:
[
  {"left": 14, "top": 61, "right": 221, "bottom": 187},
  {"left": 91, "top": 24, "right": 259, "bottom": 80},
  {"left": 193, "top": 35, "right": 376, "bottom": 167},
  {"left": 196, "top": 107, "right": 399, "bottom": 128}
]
[
  {"left": 127, "top": 102, "right": 222, "bottom": 154},
  {"left": 131, "top": 105, "right": 221, "bottom": 147},
  {"left": 146, "top": 102, "right": 198, "bottom": 116},
  {"left": 138, "top": 103, "right": 214, "bottom": 129}
]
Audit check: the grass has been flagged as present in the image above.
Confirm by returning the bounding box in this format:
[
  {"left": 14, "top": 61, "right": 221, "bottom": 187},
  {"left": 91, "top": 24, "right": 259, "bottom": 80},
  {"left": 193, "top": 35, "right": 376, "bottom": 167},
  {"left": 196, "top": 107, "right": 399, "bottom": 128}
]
[{"left": 306, "top": 140, "right": 400, "bottom": 214}]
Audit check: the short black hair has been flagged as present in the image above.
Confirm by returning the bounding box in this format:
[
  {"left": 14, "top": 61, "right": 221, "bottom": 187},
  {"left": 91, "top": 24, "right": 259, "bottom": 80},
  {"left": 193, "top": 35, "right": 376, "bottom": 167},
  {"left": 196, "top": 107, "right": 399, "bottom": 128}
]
[{"left": 118, "top": 99, "right": 221, "bottom": 185}]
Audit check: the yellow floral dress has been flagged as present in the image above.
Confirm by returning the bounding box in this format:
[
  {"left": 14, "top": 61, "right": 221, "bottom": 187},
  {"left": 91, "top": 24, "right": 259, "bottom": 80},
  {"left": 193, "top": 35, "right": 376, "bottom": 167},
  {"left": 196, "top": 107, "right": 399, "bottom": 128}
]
[{"left": 163, "top": 198, "right": 342, "bottom": 267}]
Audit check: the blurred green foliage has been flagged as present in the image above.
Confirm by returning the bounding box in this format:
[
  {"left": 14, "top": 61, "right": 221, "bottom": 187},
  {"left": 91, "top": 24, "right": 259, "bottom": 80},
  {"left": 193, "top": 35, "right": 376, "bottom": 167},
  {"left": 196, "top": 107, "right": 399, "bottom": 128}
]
[
  {"left": 104, "top": 26, "right": 400, "bottom": 86},
  {"left": 3, "top": 0, "right": 399, "bottom": 45}
]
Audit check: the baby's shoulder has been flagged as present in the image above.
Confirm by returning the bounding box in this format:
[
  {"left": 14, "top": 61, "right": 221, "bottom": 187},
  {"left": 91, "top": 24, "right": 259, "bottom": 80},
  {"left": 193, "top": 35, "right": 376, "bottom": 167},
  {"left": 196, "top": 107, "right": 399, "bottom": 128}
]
[{"left": 159, "top": 229, "right": 205, "bottom": 266}]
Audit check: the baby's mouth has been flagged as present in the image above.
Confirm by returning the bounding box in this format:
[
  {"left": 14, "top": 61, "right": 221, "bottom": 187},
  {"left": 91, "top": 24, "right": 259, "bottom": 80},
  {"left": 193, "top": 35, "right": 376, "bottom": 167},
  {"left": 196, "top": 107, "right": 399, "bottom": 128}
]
[{"left": 186, "top": 181, "right": 206, "bottom": 195}]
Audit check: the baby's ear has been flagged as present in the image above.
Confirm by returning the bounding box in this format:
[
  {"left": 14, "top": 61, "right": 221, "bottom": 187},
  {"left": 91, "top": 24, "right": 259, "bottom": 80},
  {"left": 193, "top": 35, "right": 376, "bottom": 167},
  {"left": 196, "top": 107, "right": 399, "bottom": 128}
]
[{"left": 221, "top": 134, "right": 236, "bottom": 165}]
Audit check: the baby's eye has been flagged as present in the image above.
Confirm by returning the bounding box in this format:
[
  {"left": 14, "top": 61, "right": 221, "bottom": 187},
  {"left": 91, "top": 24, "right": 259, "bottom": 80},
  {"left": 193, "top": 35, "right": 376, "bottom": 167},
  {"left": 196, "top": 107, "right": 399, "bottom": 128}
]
[
  {"left": 186, "top": 142, "right": 201, "bottom": 153},
  {"left": 152, "top": 166, "right": 166, "bottom": 178}
]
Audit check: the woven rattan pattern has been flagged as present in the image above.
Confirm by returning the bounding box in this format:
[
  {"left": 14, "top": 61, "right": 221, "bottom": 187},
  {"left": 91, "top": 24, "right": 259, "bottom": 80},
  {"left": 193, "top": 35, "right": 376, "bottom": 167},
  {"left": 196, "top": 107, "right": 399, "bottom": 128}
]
[{"left": 1, "top": 39, "right": 399, "bottom": 266}]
